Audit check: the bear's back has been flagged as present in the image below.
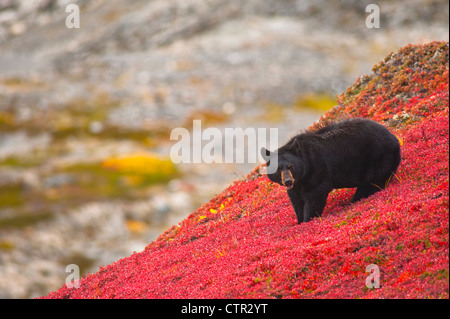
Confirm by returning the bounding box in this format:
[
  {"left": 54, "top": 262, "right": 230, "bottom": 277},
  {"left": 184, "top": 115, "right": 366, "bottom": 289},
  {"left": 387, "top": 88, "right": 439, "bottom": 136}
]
[{"left": 312, "top": 118, "right": 395, "bottom": 143}]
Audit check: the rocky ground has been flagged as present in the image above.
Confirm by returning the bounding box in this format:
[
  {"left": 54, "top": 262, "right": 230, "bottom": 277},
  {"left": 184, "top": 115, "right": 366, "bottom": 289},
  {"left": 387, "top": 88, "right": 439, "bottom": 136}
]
[{"left": 0, "top": 0, "right": 448, "bottom": 298}]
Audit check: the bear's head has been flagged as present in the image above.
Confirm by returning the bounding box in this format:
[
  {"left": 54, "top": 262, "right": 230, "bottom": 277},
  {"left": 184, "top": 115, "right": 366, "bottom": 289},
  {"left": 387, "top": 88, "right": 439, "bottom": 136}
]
[{"left": 261, "top": 147, "right": 303, "bottom": 190}]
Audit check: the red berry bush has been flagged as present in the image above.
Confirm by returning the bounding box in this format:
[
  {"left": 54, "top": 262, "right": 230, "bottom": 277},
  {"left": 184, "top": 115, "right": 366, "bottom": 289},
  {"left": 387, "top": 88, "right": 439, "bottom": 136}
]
[{"left": 43, "top": 42, "right": 449, "bottom": 299}]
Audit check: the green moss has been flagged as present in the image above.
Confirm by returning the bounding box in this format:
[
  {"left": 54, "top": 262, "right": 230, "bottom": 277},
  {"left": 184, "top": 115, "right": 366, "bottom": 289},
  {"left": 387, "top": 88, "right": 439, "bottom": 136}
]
[
  {"left": 0, "top": 211, "right": 53, "bottom": 229},
  {"left": 1, "top": 89, "right": 172, "bottom": 151},
  {"left": 293, "top": 93, "right": 337, "bottom": 112},
  {"left": 52, "top": 161, "right": 179, "bottom": 202},
  {"left": 90, "top": 125, "right": 170, "bottom": 146},
  {"left": 0, "top": 111, "right": 15, "bottom": 130},
  {"left": 0, "top": 157, "right": 21, "bottom": 167},
  {"left": 0, "top": 154, "right": 178, "bottom": 220},
  {"left": 0, "top": 155, "right": 45, "bottom": 168},
  {"left": 0, "top": 240, "right": 14, "bottom": 251},
  {"left": 49, "top": 163, "right": 126, "bottom": 200},
  {"left": 0, "top": 184, "right": 25, "bottom": 208}
]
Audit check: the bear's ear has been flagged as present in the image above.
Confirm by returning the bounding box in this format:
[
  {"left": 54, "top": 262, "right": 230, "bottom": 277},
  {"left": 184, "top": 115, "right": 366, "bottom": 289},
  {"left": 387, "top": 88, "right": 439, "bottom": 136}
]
[{"left": 260, "top": 147, "right": 271, "bottom": 162}]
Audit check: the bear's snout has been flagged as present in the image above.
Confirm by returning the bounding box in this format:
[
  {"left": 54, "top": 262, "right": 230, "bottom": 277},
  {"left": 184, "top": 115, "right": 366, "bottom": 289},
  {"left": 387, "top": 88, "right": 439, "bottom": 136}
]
[{"left": 281, "top": 169, "right": 295, "bottom": 190}]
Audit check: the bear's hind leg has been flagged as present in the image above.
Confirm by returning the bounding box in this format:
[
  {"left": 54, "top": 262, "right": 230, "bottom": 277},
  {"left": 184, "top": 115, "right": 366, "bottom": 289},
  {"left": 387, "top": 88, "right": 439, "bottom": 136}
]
[
  {"left": 352, "top": 150, "right": 400, "bottom": 203},
  {"left": 352, "top": 174, "right": 392, "bottom": 203},
  {"left": 351, "top": 183, "right": 379, "bottom": 203}
]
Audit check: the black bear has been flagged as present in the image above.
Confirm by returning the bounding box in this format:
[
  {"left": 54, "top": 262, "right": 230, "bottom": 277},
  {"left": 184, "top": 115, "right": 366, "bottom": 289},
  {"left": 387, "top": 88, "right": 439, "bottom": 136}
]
[{"left": 261, "top": 118, "right": 401, "bottom": 224}]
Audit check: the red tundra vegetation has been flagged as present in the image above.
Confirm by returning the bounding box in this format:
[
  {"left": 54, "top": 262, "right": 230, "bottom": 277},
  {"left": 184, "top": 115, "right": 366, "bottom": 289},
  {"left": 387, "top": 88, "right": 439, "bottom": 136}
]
[{"left": 43, "top": 42, "right": 449, "bottom": 299}]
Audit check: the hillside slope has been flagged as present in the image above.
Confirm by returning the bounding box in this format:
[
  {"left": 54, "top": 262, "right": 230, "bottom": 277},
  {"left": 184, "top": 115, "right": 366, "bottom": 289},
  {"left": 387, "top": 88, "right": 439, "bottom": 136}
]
[{"left": 43, "top": 42, "right": 449, "bottom": 299}]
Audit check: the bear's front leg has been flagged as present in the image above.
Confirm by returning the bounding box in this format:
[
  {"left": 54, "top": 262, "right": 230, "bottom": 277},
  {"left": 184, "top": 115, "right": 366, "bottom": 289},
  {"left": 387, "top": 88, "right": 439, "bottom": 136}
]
[
  {"left": 302, "top": 190, "right": 329, "bottom": 223},
  {"left": 287, "top": 188, "right": 305, "bottom": 224}
]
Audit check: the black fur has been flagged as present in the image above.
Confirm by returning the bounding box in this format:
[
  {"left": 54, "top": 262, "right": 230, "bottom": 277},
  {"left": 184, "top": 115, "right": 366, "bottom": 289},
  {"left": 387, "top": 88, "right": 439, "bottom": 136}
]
[{"left": 261, "top": 118, "right": 401, "bottom": 224}]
